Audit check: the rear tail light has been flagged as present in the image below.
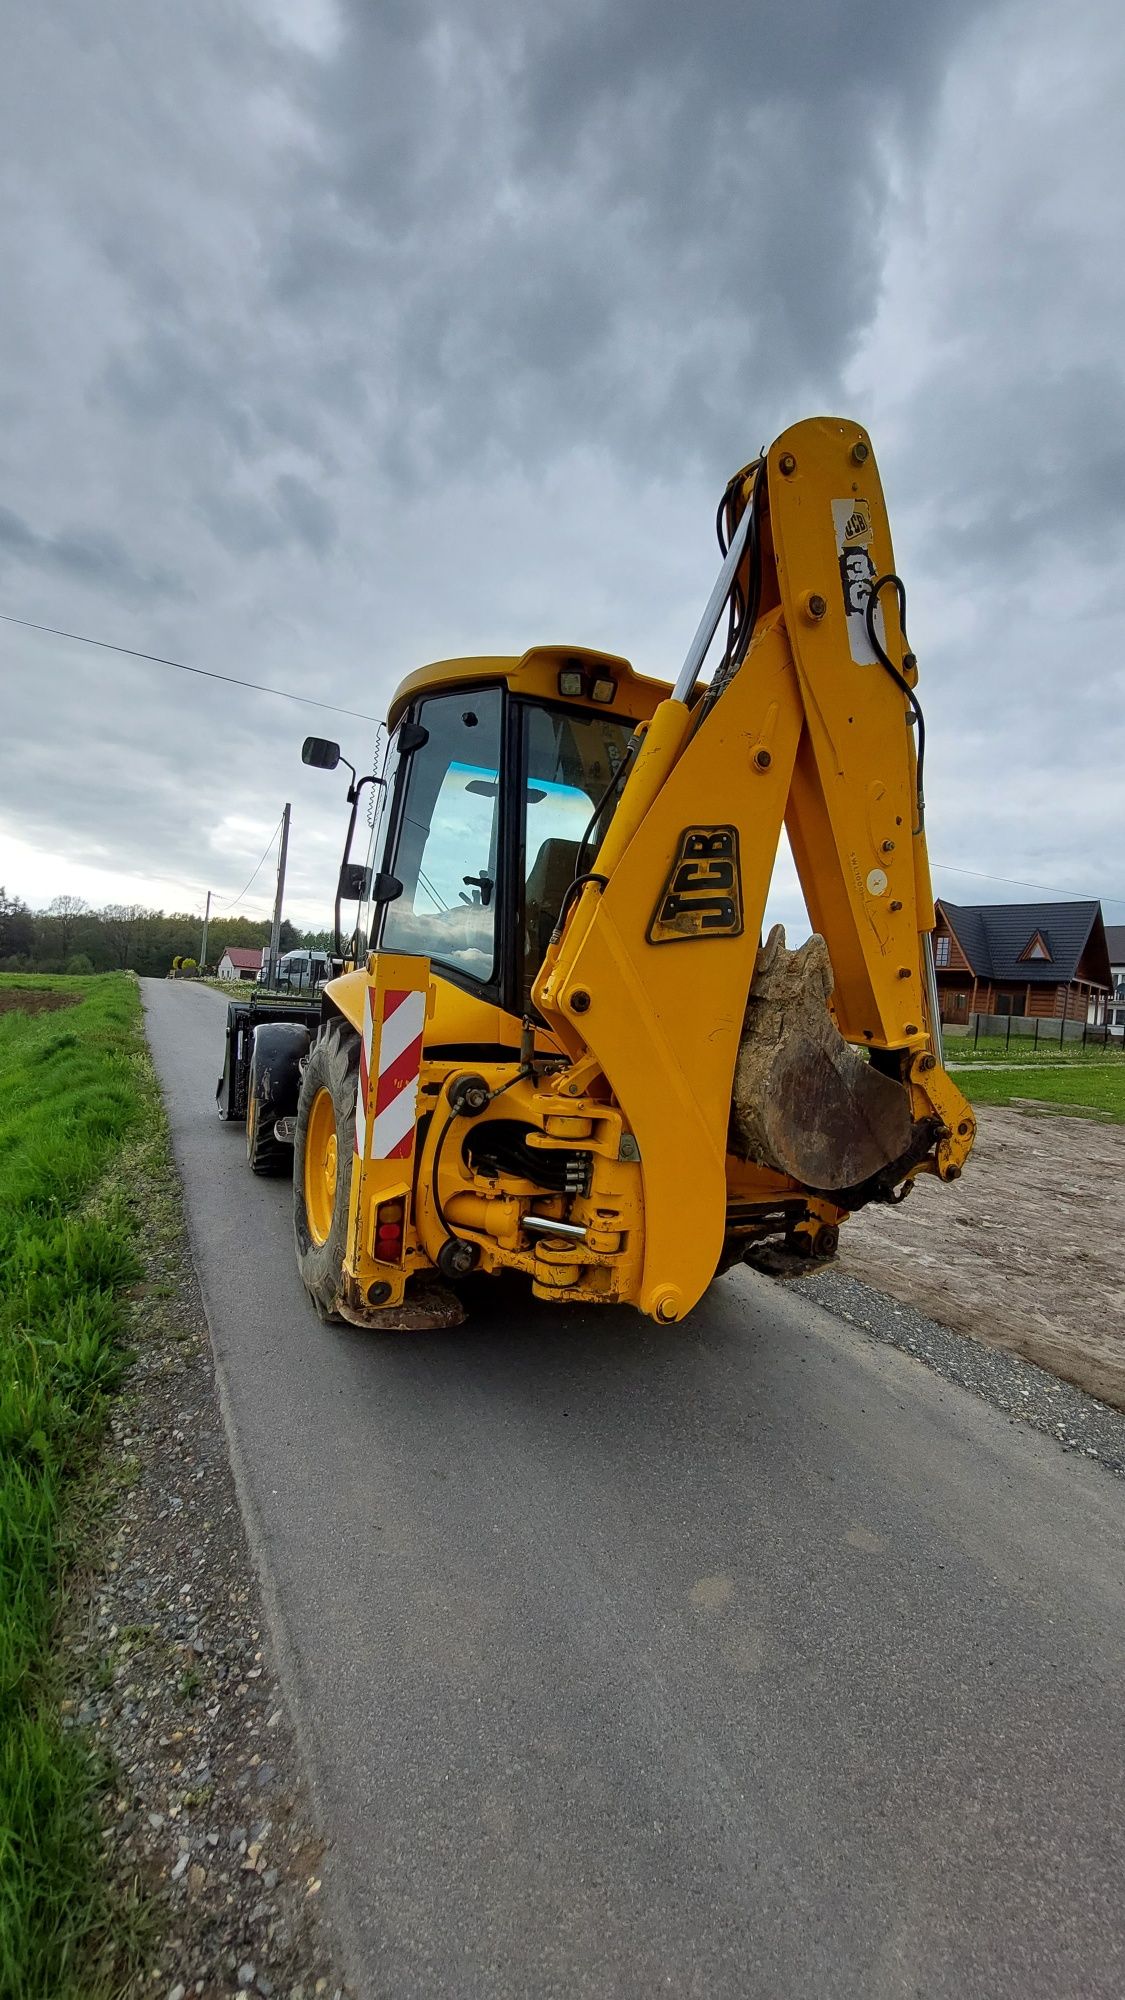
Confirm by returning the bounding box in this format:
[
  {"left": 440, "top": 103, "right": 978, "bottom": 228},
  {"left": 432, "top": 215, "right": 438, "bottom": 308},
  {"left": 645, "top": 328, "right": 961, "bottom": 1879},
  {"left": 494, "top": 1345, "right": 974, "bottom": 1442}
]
[{"left": 375, "top": 1199, "right": 406, "bottom": 1262}]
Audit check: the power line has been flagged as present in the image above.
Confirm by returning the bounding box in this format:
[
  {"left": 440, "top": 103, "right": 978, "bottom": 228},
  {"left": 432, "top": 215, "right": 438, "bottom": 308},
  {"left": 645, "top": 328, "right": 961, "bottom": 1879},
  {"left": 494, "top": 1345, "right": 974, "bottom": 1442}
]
[
  {"left": 0, "top": 612, "right": 382, "bottom": 725},
  {"left": 932, "top": 862, "right": 1125, "bottom": 908},
  {"left": 214, "top": 812, "right": 282, "bottom": 916},
  {"left": 215, "top": 897, "right": 274, "bottom": 921},
  {"left": 9, "top": 608, "right": 1124, "bottom": 916}
]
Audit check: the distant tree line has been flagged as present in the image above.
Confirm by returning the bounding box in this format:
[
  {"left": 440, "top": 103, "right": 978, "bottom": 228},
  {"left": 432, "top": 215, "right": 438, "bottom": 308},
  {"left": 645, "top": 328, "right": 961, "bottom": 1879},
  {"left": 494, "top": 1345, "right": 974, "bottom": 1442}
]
[{"left": 0, "top": 887, "right": 334, "bottom": 978}]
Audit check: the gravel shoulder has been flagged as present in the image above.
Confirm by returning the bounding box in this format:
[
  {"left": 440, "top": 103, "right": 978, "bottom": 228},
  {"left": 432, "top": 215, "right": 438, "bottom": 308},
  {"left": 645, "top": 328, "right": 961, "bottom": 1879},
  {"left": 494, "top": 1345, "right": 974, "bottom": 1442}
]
[
  {"left": 793, "top": 1266, "right": 1125, "bottom": 1478},
  {"left": 67, "top": 1044, "right": 352, "bottom": 2000},
  {"left": 824, "top": 1103, "right": 1125, "bottom": 1410}
]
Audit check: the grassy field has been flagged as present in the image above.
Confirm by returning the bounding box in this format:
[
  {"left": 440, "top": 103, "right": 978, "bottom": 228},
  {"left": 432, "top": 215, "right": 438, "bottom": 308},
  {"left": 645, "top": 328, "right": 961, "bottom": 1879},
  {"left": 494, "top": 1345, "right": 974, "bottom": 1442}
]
[
  {"left": 0, "top": 973, "right": 149, "bottom": 1998},
  {"left": 954, "top": 1058, "right": 1125, "bottom": 1122},
  {"left": 946, "top": 1032, "right": 1125, "bottom": 1064}
]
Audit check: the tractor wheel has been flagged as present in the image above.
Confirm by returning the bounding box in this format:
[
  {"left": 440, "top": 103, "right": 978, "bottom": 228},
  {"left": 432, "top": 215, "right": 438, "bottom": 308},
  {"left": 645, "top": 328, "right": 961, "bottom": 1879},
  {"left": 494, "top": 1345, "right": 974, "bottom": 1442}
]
[
  {"left": 293, "top": 1021, "right": 359, "bottom": 1321},
  {"left": 246, "top": 1022, "right": 308, "bottom": 1176}
]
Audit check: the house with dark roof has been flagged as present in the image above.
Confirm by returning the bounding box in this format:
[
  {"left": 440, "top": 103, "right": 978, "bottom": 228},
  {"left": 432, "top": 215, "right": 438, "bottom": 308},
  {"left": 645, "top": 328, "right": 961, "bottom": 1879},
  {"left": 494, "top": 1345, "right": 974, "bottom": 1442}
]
[
  {"left": 932, "top": 900, "right": 1111, "bottom": 1026},
  {"left": 1106, "top": 924, "right": 1125, "bottom": 1033}
]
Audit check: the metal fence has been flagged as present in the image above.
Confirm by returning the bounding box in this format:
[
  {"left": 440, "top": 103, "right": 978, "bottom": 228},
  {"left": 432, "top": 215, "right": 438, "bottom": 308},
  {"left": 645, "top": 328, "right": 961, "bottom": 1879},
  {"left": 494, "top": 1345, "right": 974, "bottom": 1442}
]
[{"left": 968, "top": 1011, "right": 1122, "bottom": 1051}]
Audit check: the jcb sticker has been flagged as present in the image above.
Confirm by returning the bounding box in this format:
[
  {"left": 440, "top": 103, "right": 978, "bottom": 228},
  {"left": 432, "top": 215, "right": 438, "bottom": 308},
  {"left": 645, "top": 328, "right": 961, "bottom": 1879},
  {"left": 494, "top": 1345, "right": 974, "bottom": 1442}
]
[
  {"left": 831, "top": 497, "right": 885, "bottom": 665},
  {"left": 842, "top": 506, "right": 870, "bottom": 543},
  {"left": 647, "top": 827, "right": 743, "bottom": 944}
]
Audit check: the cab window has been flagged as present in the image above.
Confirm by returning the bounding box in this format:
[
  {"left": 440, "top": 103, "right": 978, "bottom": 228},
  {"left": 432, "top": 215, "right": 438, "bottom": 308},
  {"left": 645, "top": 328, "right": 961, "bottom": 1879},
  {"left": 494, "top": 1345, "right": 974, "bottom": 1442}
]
[
  {"left": 381, "top": 688, "right": 502, "bottom": 986},
  {"left": 521, "top": 702, "right": 634, "bottom": 1004}
]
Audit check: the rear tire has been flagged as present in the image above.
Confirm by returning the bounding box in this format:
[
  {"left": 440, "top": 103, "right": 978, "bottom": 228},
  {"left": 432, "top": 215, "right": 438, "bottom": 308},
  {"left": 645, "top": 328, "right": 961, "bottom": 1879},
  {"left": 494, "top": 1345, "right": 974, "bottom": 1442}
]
[
  {"left": 246, "top": 1022, "right": 309, "bottom": 1176},
  {"left": 246, "top": 1091, "right": 287, "bottom": 1174},
  {"left": 293, "top": 1022, "right": 360, "bottom": 1320}
]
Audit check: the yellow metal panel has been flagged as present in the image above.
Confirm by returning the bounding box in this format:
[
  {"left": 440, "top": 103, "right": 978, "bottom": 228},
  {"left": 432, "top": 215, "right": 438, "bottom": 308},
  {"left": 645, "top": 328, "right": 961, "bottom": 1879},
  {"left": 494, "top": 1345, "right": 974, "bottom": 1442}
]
[
  {"left": 769, "top": 418, "right": 925, "bottom": 1044},
  {"left": 533, "top": 416, "right": 974, "bottom": 1317},
  {"left": 536, "top": 619, "right": 805, "bottom": 1318},
  {"left": 425, "top": 975, "right": 537, "bottom": 1054},
  {"left": 328, "top": 960, "right": 549, "bottom": 1058},
  {"left": 386, "top": 644, "right": 669, "bottom": 730},
  {"left": 322, "top": 965, "right": 371, "bottom": 1038}
]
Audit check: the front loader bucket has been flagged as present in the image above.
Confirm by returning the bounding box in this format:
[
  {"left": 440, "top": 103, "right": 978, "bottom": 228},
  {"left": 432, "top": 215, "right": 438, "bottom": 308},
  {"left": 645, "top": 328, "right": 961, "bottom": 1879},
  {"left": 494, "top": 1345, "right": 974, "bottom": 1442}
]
[{"left": 731, "top": 927, "right": 914, "bottom": 1195}]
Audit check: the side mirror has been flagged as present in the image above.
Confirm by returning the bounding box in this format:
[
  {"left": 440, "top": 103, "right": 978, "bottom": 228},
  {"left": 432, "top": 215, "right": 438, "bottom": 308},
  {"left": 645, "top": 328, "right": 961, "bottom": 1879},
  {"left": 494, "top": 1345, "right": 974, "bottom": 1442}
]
[
  {"left": 338, "top": 861, "right": 372, "bottom": 901},
  {"left": 302, "top": 736, "right": 341, "bottom": 770}
]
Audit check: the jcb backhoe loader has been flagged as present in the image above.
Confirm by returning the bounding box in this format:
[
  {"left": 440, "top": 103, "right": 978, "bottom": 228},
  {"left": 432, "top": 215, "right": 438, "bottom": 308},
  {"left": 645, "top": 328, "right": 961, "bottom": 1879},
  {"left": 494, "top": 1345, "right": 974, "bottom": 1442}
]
[{"left": 218, "top": 416, "right": 975, "bottom": 1329}]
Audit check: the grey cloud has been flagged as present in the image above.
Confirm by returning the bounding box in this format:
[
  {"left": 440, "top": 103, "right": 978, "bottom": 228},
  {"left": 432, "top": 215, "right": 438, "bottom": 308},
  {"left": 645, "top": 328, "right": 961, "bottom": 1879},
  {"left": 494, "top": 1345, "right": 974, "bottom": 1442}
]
[
  {"left": 275, "top": 473, "right": 336, "bottom": 553},
  {"left": 102, "top": 332, "right": 255, "bottom": 452},
  {"left": 194, "top": 476, "right": 336, "bottom": 558},
  {"left": 2, "top": 632, "right": 306, "bottom": 914},
  {"left": 518, "top": 0, "right": 979, "bottom": 134},
  {"left": 101, "top": 327, "right": 334, "bottom": 468},
  {"left": 2, "top": 0, "right": 1124, "bottom": 933},
  {"left": 0, "top": 508, "right": 38, "bottom": 560},
  {"left": 910, "top": 360, "right": 1125, "bottom": 574},
  {"left": 0, "top": 504, "right": 182, "bottom": 600},
  {"left": 197, "top": 489, "right": 289, "bottom": 557},
  {"left": 267, "top": 0, "right": 993, "bottom": 485}
]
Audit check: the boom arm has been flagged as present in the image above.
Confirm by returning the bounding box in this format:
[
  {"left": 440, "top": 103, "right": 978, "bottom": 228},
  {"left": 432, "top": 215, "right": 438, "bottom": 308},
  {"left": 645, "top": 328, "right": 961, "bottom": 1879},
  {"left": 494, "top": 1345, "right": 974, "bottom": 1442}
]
[{"left": 533, "top": 416, "right": 975, "bottom": 1321}]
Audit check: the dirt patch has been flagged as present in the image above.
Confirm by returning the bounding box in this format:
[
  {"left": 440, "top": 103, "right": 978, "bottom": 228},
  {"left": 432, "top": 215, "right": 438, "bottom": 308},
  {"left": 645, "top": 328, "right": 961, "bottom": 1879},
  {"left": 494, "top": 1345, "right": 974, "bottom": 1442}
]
[
  {"left": 0, "top": 986, "right": 83, "bottom": 1015},
  {"left": 837, "top": 1104, "right": 1125, "bottom": 1410}
]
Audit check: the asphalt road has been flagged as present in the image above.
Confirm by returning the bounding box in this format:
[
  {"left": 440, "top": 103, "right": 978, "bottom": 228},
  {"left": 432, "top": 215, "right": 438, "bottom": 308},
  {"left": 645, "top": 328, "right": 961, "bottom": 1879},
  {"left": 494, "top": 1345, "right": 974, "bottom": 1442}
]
[{"left": 143, "top": 979, "right": 1125, "bottom": 2000}]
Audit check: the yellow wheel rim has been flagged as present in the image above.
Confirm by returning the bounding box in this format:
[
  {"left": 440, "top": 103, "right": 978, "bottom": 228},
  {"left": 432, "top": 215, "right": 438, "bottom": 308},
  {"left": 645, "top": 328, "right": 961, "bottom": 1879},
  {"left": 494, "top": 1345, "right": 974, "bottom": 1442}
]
[{"left": 304, "top": 1087, "right": 339, "bottom": 1247}]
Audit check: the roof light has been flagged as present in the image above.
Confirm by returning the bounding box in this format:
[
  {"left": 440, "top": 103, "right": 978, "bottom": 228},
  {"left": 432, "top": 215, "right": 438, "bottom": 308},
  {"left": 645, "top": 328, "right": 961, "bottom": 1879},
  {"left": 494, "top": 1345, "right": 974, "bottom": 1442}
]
[
  {"left": 591, "top": 674, "right": 617, "bottom": 704},
  {"left": 558, "top": 667, "right": 585, "bottom": 699}
]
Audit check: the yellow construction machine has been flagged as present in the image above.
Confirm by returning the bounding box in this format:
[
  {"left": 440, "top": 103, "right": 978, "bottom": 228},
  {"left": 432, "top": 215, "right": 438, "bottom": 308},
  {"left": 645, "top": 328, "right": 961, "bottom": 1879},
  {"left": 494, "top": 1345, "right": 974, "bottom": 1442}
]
[{"left": 222, "top": 416, "right": 975, "bottom": 1329}]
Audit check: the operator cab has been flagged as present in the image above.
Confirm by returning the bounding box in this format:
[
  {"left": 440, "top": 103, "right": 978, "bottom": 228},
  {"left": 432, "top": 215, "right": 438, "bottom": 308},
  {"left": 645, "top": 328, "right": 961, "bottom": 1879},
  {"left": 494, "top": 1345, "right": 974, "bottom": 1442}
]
[{"left": 362, "top": 647, "right": 667, "bottom": 1021}]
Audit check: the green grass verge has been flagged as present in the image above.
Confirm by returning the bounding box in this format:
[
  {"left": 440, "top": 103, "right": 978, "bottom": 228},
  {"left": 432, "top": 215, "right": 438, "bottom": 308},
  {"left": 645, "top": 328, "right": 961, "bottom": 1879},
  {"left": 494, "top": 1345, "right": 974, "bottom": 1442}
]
[
  {"left": 956, "top": 1061, "right": 1125, "bottom": 1122},
  {"left": 946, "top": 1033, "right": 1124, "bottom": 1064},
  {"left": 0, "top": 973, "right": 150, "bottom": 1998}
]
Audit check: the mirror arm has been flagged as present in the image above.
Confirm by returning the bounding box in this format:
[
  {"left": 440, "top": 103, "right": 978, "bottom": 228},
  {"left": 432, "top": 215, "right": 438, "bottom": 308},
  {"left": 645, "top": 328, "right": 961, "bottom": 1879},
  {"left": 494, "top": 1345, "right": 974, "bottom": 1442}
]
[
  {"left": 333, "top": 772, "right": 387, "bottom": 959},
  {"left": 334, "top": 790, "right": 360, "bottom": 959}
]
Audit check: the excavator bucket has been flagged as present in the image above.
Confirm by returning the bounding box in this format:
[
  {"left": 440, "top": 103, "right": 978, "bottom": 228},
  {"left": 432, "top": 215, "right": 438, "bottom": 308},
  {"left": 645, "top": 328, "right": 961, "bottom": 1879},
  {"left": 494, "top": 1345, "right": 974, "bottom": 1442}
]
[{"left": 731, "top": 926, "right": 914, "bottom": 1195}]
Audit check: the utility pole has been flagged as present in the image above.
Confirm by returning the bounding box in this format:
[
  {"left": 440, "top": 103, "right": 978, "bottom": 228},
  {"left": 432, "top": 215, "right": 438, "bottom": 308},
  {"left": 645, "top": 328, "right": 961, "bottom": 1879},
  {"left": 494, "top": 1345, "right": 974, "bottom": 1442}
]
[
  {"left": 199, "top": 889, "right": 211, "bottom": 972},
  {"left": 266, "top": 802, "right": 291, "bottom": 990}
]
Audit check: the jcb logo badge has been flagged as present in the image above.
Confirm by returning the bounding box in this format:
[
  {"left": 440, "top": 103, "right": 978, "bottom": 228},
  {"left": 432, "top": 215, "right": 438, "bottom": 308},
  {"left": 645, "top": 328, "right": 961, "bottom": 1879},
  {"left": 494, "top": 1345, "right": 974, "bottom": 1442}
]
[
  {"left": 840, "top": 502, "right": 872, "bottom": 545},
  {"left": 647, "top": 827, "right": 743, "bottom": 944},
  {"left": 831, "top": 494, "right": 884, "bottom": 666}
]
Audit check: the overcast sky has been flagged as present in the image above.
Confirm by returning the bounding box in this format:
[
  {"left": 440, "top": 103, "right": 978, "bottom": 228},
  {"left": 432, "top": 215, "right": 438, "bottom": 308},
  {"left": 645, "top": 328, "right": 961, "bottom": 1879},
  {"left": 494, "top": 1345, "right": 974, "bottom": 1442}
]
[{"left": 2, "top": 0, "right": 1123, "bottom": 937}]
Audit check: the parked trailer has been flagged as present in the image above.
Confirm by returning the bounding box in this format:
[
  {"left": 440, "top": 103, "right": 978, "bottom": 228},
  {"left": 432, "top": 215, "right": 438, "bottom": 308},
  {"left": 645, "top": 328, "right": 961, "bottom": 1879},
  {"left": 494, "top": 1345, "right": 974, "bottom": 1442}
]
[{"left": 216, "top": 995, "right": 319, "bottom": 1174}]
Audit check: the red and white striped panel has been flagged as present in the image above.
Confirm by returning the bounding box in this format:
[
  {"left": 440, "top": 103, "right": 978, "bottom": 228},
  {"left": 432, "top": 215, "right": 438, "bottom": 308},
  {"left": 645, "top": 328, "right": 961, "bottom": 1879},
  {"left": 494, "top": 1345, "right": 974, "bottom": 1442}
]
[
  {"left": 354, "top": 985, "right": 377, "bottom": 1160},
  {"left": 354, "top": 986, "right": 425, "bottom": 1162}
]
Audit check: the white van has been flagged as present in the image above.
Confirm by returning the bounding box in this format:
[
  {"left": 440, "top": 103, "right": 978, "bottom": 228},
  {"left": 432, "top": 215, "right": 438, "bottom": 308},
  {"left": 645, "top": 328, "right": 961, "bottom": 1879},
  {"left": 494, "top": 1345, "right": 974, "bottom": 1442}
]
[{"left": 260, "top": 949, "right": 330, "bottom": 992}]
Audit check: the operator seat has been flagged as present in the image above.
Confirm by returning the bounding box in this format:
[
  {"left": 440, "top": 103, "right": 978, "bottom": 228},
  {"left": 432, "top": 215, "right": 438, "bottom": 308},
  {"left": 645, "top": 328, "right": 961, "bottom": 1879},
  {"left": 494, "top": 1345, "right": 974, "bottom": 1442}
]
[{"left": 524, "top": 836, "right": 583, "bottom": 994}]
